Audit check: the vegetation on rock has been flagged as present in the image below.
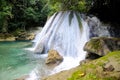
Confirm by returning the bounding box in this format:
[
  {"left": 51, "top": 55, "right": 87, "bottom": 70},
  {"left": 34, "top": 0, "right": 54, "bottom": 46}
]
[
  {"left": 84, "top": 37, "right": 120, "bottom": 56},
  {"left": 68, "top": 51, "right": 120, "bottom": 80}
]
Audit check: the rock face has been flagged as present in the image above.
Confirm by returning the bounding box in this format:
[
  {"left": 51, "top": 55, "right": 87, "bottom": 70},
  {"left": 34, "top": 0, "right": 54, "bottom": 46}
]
[
  {"left": 84, "top": 37, "right": 120, "bottom": 57},
  {"left": 16, "top": 31, "right": 35, "bottom": 40},
  {"left": 45, "top": 49, "right": 63, "bottom": 65},
  {"left": 0, "top": 32, "right": 35, "bottom": 41},
  {"left": 0, "top": 33, "right": 15, "bottom": 41}
]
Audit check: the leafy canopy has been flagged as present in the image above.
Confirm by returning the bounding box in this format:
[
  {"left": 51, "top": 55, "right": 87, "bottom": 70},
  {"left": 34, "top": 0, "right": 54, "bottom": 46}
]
[{"left": 48, "top": 0, "right": 87, "bottom": 14}]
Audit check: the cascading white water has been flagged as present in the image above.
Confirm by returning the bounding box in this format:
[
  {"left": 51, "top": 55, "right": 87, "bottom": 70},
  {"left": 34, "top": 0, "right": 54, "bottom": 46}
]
[
  {"left": 26, "top": 11, "right": 112, "bottom": 80},
  {"left": 87, "top": 16, "right": 110, "bottom": 38},
  {"left": 33, "top": 11, "right": 89, "bottom": 55},
  {"left": 32, "top": 11, "right": 89, "bottom": 72},
  {"left": 27, "top": 11, "right": 90, "bottom": 79}
]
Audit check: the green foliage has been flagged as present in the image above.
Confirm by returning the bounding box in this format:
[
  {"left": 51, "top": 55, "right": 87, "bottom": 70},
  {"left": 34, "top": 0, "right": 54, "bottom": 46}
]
[
  {"left": 24, "top": 7, "right": 39, "bottom": 22},
  {"left": 9, "top": 0, "right": 49, "bottom": 31},
  {"left": 0, "top": 0, "right": 93, "bottom": 33},
  {"left": 0, "top": 0, "right": 50, "bottom": 33},
  {"left": 48, "top": 0, "right": 89, "bottom": 14},
  {"left": 0, "top": 0, "right": 13, "bottom": 32}
]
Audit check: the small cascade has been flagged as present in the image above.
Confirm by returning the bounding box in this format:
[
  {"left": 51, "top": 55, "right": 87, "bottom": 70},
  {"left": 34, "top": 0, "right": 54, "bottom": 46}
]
[
  {"left": 30, "top": 11, "right": 90, "bottom": 75},
  {"left": 87, "top": 16, "right": 110, "bottom": 38},
  {"left": 27, "top": 11, "right": 111, "bottom": 79},
  {"left": 32, "top": 11, "right": 89, "bottom": 55}
]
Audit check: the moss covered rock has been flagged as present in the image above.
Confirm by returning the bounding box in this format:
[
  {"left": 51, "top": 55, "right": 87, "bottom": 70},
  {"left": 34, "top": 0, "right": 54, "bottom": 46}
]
[
  {"left": 84, "top": 37, "right": 120, "bottom": 56},
  {"left": 68, "top": 51, "right": 120, "bottom": 80}
]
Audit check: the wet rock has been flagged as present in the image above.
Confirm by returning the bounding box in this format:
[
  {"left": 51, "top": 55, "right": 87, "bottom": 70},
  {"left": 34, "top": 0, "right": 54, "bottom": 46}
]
[
  {"left": 46, "top": 49, "right": 63, "bottom": 65},
  {"left": 84, "top": 37, "right": 120, "bottom": 57}
]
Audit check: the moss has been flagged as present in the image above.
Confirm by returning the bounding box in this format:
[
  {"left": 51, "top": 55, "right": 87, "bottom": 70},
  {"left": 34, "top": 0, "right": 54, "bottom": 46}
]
[
  {"left": 68, "top": 51, "right": 120, "bottom": 80},
  {"left": 96, "top": 61, "right": 105, "bottom": 66},
  {"left": 90, "top": 39, "right": 101, "bottom": 50},
  {"left": 83, "top": 73, "right": 97, "bottom": 80},
  {"left": 103, "top": 51, "right": 120, "bottom": 59},
  {"left": 67, "top": 71, "right": 85, "bottom": 80}
]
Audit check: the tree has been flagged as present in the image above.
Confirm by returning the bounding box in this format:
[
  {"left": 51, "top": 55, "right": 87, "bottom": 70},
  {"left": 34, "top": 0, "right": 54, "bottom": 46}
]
[
  {"left": 47, "top": 0, "right": 88, "bottom": 15},
  {"left": 0, "top": 0, "right": 50, "bottom": 33},
  {"left": 9, "top": 0, "right": 50, "bottom": 31},
  {"left": 0, "top": 0, "right": 13, "bottom": 32}
]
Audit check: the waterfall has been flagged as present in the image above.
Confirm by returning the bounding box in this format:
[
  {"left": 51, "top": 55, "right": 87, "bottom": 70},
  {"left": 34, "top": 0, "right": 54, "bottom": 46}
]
[
  {"left": 87, "top": 16, "right": 110, "bottom": 38},
  {"left": 31, "top": 11, "right": 90, "bottom": 74},
  {"left": 33, "top": 11, "right": 89, "bottom": 55},
  {"left": 26, "top": 11, "right": 111, "bottom": 80}
]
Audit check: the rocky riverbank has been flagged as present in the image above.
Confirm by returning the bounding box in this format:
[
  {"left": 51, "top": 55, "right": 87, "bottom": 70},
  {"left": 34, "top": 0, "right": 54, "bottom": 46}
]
[
  {"left": 0, "top": 33, "right": 16, "bottom": 41},
  {"left": 0, "top": 32, "right": 35, "bottom": 41},
  {"left": 43, "top": 37, "right": 120, "bottom": 80},
  {"left": 0, "top": 27, "right": 43, "bottom": 41}
]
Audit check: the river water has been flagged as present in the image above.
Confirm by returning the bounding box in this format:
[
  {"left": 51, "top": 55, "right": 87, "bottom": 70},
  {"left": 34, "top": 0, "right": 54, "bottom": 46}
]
[{"left": 0, "top": 41, "right": 45, "bottom": 80}]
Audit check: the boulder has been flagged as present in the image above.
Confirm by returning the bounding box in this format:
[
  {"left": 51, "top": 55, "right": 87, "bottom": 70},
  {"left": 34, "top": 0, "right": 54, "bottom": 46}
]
[
  {"left": 84, "top": 37, "right": 120, "bottom": 57},
  {"left": 46, "top": 49, "right": 63, "bottom": 65}
]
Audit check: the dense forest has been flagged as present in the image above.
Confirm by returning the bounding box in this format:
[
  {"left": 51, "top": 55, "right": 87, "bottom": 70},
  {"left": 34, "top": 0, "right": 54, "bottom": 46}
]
[
  {"left": 0, "top": 0, "right": 120, "bottom": 34},
  {"left": 0, "top": 0, "right": 50, "bottom": 33}
]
